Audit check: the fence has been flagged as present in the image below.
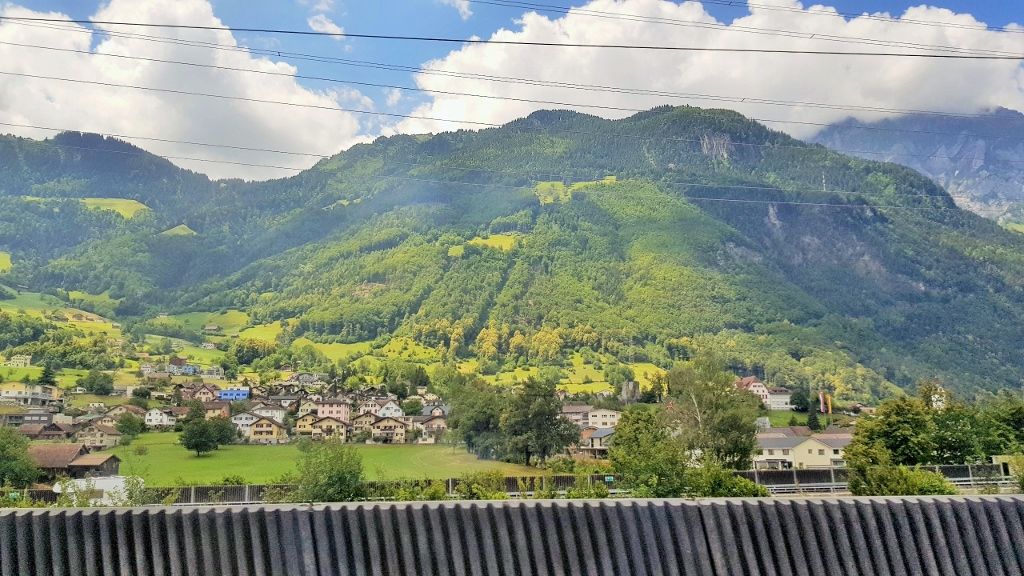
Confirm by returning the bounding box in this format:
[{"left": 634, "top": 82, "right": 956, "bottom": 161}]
[{"left": 7, "top": 464, "right": 1014, "bottom": 506}]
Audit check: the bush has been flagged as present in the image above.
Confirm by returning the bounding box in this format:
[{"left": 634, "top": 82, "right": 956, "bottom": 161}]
[
  {"left": 851, "top": 466, "right": 958, "bottom": 496},
  {"left": 566, "top": 475, "right": 610, "bottom": 499},
  {"left": 685, "top": 460, "right": 769, "bottom": 498},
  {"left": 454, "top": 470, "right": 507, "bottom": 500},
  {"left": 296, "top": 441, "right": 365, "bottom": 502}
]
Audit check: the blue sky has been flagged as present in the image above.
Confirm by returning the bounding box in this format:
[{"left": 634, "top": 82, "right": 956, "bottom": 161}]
[
  {"left": 2, "top": 1, "right": 1022, "bottom": 179},
  {"left": 17, "top": 0, "right": 1023, "bottom": 119}
]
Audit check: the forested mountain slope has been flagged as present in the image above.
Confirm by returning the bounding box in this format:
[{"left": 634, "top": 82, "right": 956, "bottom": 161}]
[
  {"left": 812, "top": 108, "right": 1024, "bottom": 224},
  {"left": 2, "top": 106, "right": 1023, "bottom": 399}
]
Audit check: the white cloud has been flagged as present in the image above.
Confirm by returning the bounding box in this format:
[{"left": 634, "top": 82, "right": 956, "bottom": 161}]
[
  {"left": 384, "top": 88, "right": 403, "bottom": 107},
  {"left": 307, "top": 13, "right": 343, "bottom": 38},
  {"left": 298, "top": 0, "right": 335, "bottom": 12},
  {"left": 398, "top": 0, "right": 1024, "bottom": 138},
  {"left": 0, "top": 1, "right": 366, "bottom": 180},
  {"left": 439, "top": 0, "right": 472, "bottom": 20}
]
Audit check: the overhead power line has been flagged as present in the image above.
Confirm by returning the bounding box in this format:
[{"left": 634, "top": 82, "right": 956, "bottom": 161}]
[
  {"left": 696, "top": 0, "right": 1024, "bottom": 35},
  {"left": 6, "top": 17, "right": 1015, "bottom": 132},
  {"left": 470, "top": 0, "right": 1024, "bottom": 57},
  {"left": 0, "top": 122, "right": 960, "bottom": 205},
  {"left": 5, "top": 18, "right": 1018, "bottom": 131},
  {"left": 4, "top": 38, "right": 1017, "bottom": 140},
  {"left": 0, "top": 15, "right": 1021, "bottom": 58},
  {"left": 5, "top": 69, "right": 1023, "bottom": 166}
]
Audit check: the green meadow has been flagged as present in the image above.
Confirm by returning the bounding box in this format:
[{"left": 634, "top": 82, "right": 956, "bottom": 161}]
[
  {"left": 80, "top": 197, "right": 150, "bottom": 219},
  {"left": 110, "top": 433, "right": 532, "bottom": 485},
  {"left": 0, "top": 251, "right": 10, "bottom": 273}
]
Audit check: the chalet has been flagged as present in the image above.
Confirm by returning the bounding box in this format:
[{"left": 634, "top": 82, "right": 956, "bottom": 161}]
[
  {"left": 735, "top": 376, "right": 771, "bottom": 406},
  {"left": 231, "top": 412, "right": 260, "bottom": 435},
  {"left": 188, "top": 385, "right": 220, "bottom": 403},
  {"left": 370, "top": 416, "right": 407, "bottom": 444},
  {"left": 269, "top": 395, "right": 301, "bottom": 408},
  {"left": 294, "top": 412, "right": 321, "bottom": 435},
  {"left": 252, "top": 404, "right": 287, "bottom": 423},
  {"left": 351, "top": 412, "right": 377, "bottom": 436},
  {"left": 76, "top": 424, "right": 122, "bottom": 449},
  {"left": 421, "top": 404, "right": 451, "bottom": 418},
  {"left": 248, "top": 417, "right": 288, "bottom": 444},
  {"left": 296, "top": 399, "right": 319, "bottom": 418},
  {"left": 106, "top": 404, "right": 147, "bottom": 419},
  {"left": 144, "top": 408, "right": 177, "bottom": 428},
  {"left": 311, "top": 417, "right": 348, "bottom": 441},
  {"left": 18, "top": 422, "right": 75, "bottom": 441},
  {"left": 27, "top": 444, "right": 121, "bottom": 479},
  {"left": 144, "top": 371, "right": 172, "bottom": 383},
  {"left": 316, "top": 399, "right": 351, "bottom": 422},
  {"left": 202, "top": 324, "right": 222, "bottom": 334},
  {"left": 378, "top": 400, "right": 403, "bottom": 419},
  {"left": 203, "top": 401, "right": 230, "bottom": 420}
]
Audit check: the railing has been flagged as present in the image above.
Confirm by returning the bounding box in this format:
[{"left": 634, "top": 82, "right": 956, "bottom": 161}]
[{"left": 7, "top": 463, "right": 1015, "bottom": 506}]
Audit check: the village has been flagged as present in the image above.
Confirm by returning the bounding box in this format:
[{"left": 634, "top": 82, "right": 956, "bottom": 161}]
[{"left": 1, "top": 348, "right": 862, "bottom": 491}]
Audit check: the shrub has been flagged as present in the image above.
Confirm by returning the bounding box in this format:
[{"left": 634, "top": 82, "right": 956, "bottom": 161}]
[
  {"left": 296, "top": 441, "right": 365, "bottom": 502},
  {"left": 454, "top": 470, "right": 507, "bottom": 500},
  {"left": 851, "top": 466, "right": 958, "bottom": 496},
  {"left": 685, "top": 460, "right": 769, "bottom": 498}
]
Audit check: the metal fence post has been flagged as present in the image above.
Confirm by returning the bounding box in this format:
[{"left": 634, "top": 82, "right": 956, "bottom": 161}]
[
  {"left": 967, "top": 465, "right": 974, "bottom": 488},
  {"left": 244, "top": 485, "right": 250, "bottom": 503},
  {"left": 190, "top": 486, "right": 196, "bottom": 504}
]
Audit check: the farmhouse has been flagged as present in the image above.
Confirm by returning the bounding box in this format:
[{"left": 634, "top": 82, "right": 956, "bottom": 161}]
[
  {"left": 311, "top": 417, "right": 348, "bottom": 441},
  {"left": 251, "top": 404, "right": 287, "bottom": 423},
  {"left": 203, "top": 401, "right": 230, "bottom": 420},
  {"left": 3, "top": 354, "right": 31, "bottom": 368},
  {"left": 351, "top": 411, "right": 377, "bottom": 435},
  {"left": 27, "top": 444, "right": 121, "bottom": 479},
  {"left": 735, "top": 376, "right": 771, "bottom": 406},
  {"left": 370, "top": 416, "right": 408, "bottom": 443},
  {"left": 231, "top": 412, "right": 260, "bottom": 435},
  {"left": 144, "top": 408, "right": 177, "bottom": 428},
  {"left": 248, "top": 417, "right": 288, "bottom": 444},
  {"left": 17, "top": 422, "right": 75, "bottom": 441},
  {"left": 294, "top": 412, "right": 321, "bottom": 435},
  {"left": 76, "top": 424, "right": 123, "bottom": 449}
]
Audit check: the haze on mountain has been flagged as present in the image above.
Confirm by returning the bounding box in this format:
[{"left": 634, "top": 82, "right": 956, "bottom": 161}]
[
  {"left": 812, "top": 108, "right": 1024, "bottom": 226},
  {"left": 2, "top": 106, "right": 1023, "bottom": 401}
]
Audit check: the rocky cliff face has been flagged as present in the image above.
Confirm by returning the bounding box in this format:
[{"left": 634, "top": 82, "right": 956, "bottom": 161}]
[{"left": 811, "top": 108, "right": 1024, "bottom": 223}]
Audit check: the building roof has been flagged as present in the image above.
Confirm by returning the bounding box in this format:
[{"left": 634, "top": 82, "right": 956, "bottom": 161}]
[
  {"left": 69, "top": 453, "right": 120, "bottom": 467},
  {"left": 756, "top": 435, "right": 807, "bottom": 450},
  {"left": 560, "top": 403, "right": 593, "bottom": 414},
  {"left": 590, "top": 427, "right": 615, "bottom": 439},
  {"left": 768, "top": 387, "right": 791, "bottom": 394},
  {"left": 26, "top": 443, "right": 87, "bottom": 469},
  {"left": 84, "top": 424, "right": 121, "bottom": 436},
  {"left": 3, "top": 497, "right": 1023, "bottom": 575},
  {"left": 815, "top": 434, "right": 854, "bottom": 449}
]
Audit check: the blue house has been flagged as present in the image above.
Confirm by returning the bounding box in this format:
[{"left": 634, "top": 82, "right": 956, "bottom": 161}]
[{"left": 216, "top": 388, "right": 250, "bottom": 401}]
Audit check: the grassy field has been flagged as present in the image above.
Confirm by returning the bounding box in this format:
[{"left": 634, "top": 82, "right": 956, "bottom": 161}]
[
  {"left": 162, "top": 310, "right": 250, "bottom": 336},
  {"left": 0, "top": 288, "right": 64, "bottom": 316},
  {"left": 1005, "top": 222, "right": 1024, "bottom": 234},
  {"left": 0, "top": 251, "right": 10, "bottom": 273},
  {"left": 67, "top": 393, "right": 131, "bottom": 409},
  {"left": 160, "top": 224, "right": 197, "bottom": 236},
  {"left": 80, "top": 197, "right": 150, "bottom": 219},
  {"left": 67, "top": 290, "right": 120, "bottom": 307},
  {"left": 767, "top": 410, "right": 808, "bottom": 427},
  {"left": 238, "top": 321, "right": 285, "bottom": 342},
  {"left": 377, "top": 336, "right": 440, "bottom": 362},
  {"left": 468, "top": 233, "right": 519, "bottom": 251},
  {"left": 292, "top": 337, "right": 372, "bottom": 362},
  {"left": 110, "top": 433, "right": 532, "bottom": 485}
]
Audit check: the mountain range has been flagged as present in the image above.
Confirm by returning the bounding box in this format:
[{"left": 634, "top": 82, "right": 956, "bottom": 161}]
[
  {"left": 812, "top": 107, "right": 1024, "bottom": 225},
  {"left": 1, "top": 105, "right": 1023, "bottom": 401}
]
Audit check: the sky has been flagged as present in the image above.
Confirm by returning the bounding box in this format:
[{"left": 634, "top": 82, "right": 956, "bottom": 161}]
[{"left": 0, "top": 0, "right": 1022, "bottom": 179}]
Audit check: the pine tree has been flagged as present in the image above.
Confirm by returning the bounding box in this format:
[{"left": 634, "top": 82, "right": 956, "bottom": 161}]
[{"left": 807, "top": 410, "right": 822, "bottom": 431}]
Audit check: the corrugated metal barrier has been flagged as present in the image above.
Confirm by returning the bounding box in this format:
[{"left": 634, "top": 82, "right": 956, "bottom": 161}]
[{"left": 3, "top": 496, "right": 1024, "bottom": 576}]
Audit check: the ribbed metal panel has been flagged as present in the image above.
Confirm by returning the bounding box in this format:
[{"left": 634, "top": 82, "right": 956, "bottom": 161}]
[{"left": 2, "top": 496, "right": 1022, "bottom": 576}]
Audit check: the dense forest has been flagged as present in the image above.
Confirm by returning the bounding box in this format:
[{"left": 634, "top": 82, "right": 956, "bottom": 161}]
[{"left": 2, "top": 106, "right": 1024, "bottom": 400}]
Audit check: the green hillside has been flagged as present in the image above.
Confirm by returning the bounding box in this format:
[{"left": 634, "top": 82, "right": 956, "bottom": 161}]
[{"left": 2, "top": 106, "right": 1024, "bottom": 400}]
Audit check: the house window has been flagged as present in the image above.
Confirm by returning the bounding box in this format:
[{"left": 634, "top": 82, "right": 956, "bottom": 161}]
[
  {"left": 808, "top": 449, "right": 812, "bottom": 454},
  {"left": 782, "top": 449, "right": 790, "bottom": 455},
  {"left": 833, "top": 449, "right": 840, "bottom": 455},
  {"left": 768, "top": 449, "right": 775, "bottom": 456},
  {"left": 818, "top": 449, "right": 825, "bottom": 456}
]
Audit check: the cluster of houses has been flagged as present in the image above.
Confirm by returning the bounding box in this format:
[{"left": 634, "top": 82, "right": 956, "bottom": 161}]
[
  {"left": 160, "top": 377, "right": 452, "bottom": 446},
  {"left": 3, "top": 403, "right": 153, "bottom": 450},
  {"left": 141, "top": 357, "right": 225, "bottom": 381},
  {"left": 561, "top": 403, "right": 623, "bottom": 459}
]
